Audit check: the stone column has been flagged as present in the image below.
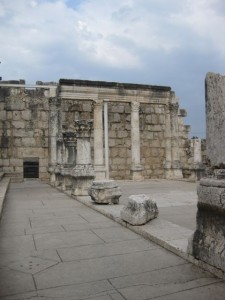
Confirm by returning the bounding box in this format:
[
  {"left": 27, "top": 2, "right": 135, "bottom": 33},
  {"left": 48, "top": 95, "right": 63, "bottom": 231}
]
[
  {"left": 93, "top": 100, "right": 106, "bottom": 179},
  {"left": 71, "top": 120, "right": 95, "bottom": 196},
  {"left": 169, "top": 101, "right": 183, "bottom": 179},
  {"left": 130, "top": 101, "right": 143, "bottom": 180},
  {"left": 48, "top": 96, "right": 61, "bottom": 185},
  {"left": 193, "top": 138, "right": 202, "bottom": 165},
  {"left": 188, "top": 72, "right": 225, "bottom": 273},
  {"left": 164, "top": 104, "right": 172, "bottom": 179}
]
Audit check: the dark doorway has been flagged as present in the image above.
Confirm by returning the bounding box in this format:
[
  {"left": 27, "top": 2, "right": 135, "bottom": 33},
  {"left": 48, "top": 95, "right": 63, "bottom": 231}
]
[{"left": 23, "top": 158, "right": 39, "bottom": 178}]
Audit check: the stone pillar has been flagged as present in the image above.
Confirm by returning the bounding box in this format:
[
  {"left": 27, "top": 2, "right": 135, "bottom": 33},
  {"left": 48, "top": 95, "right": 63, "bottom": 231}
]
[
  {"left": 61, "top": 132, "right": 77, "bottom": 191},
  {"left": 48, "top": 96, "right": 61, "bottom": 185},
  {"left": 130, "top": 101, "right": 143, "bottom": 180},
  {"left": 188, "top": 72, "right": 225, "bottom": 273},
  {"left": 93, "top": 100, "right": 106, "bottom": 179},
  {"left": 193, "top": 138, "right": 202, "bottom": 165},
  {"left": 71, "top": 120, "right": 95, "bottom": 196},
  {"left": 55, "top": 137, "right": 64, "bottom": 187},
  {"left": 164, "top": 104, "right": 172, "bottom": 179},
  {"left": 169, "top": 101, "right": 183, "bottom": 179}
]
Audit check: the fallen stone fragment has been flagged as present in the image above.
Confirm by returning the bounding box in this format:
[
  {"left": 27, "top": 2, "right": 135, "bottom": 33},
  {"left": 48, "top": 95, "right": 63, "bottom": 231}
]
[
  {"left": 88, "top": 180, "right": 122, "bottom": 204},
  {"left": 121, "top": 194, "right": 158, "bottom": 225}
]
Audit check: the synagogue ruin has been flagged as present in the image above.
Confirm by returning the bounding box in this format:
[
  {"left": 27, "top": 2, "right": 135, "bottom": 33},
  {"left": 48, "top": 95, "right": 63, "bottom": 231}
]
[{"left": 0, "top": 78, "right": 205, "bottom": 186}]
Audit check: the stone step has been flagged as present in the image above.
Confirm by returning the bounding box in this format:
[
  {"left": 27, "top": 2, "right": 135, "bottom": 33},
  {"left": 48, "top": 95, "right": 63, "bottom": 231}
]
[{"left": 0, "top": 176, "right": 10, "bottom": 220}]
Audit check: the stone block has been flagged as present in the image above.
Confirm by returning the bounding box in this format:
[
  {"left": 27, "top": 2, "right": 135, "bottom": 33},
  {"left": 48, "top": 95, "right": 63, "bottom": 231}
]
[
  {"left": 88, "top": 180, "right": 122, "bottom": 204},
  {"left": 10, "top": 158, "right": 22, "bottom": 167},
  {"left": 113, "top": 113, "right": 121, "bottom": 122},
  {"left": 22, "top": 137, "right": 36, "bottom": 147},
  {"left": 0, "top": 111, "right": 6, "bottom": 120},
  {"left": 12, "top": 121, "right": 25, "bottom": 129},
  {"left": 117, "top": 131, "right": 128, "bottom": 138},
  {"left": 12, "top": 111, "right": 21, "bottom": 120},
  {"left": 21, "top": 111, "right": 31, "bottom": 120},
  {"left": 121, "top": 194, "right": 158, "bottom": 225}
]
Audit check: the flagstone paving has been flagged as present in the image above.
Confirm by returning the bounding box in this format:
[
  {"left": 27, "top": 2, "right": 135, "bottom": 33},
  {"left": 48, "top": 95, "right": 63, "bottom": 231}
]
[{"left": 0, "top": 180, "right": 225, "bottom": 299}]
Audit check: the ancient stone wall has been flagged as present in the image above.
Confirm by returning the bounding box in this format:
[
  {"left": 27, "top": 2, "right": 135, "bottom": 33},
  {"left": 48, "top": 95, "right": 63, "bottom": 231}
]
[
  {"left": 0, "top": 78, "right": 203, "bottom": 182},
  {"left": 0, "top": 82, "right": 51, "bottom": 181}
]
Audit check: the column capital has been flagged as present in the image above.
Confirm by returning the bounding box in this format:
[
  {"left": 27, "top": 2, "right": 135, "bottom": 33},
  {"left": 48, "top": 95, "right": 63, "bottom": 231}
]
[
  {"left": 49, "top": 97, "right": 61, "bottom": 108},
  {"left": 62, "top": 131, "right": 77, "bottom": 147},
  {"left": 131, "top": 101, "right": 140, "bottom": 112},
  {"left": 93, "top": 99, "right": 103, "bottom": 108},
  {"left": 74, "top": 119, "right": 93, "bottom": 138}
]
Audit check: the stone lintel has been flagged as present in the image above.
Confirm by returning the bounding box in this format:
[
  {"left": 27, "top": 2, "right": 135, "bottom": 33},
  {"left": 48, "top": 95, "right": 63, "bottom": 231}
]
[{"left": 59, "top": 78, "right": 171, "bottom": 92}]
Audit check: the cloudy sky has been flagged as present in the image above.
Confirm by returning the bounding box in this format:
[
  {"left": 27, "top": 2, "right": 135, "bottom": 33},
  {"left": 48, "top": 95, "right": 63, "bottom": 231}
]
[{"left": 1, "top": 0, "right": 225, "bottom": 137}]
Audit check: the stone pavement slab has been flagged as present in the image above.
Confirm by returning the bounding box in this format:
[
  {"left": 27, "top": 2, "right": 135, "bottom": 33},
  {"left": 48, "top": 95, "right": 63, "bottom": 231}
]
[{"left": 0, "top": 180, "right": 225, "bottom": 300}]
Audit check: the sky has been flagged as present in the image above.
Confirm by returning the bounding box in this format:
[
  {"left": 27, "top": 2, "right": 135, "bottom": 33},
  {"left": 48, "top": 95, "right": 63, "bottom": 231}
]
[{"left": 1, "top": 0, "right": 225, "bottom": 138}]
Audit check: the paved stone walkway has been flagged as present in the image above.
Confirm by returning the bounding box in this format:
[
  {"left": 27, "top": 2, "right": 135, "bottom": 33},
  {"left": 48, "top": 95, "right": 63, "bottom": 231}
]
[{"left": 0, "top": 180, "right": 225, "bottom": 299}]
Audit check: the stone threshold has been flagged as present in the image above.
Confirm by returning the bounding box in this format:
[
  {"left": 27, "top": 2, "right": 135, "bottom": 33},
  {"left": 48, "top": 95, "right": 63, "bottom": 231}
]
[
  {"left": 71, "top": 194, "right": 225, "bottom": 280},
  {"left": 0, "top": 175, "right": 10, "bottom": 220}
]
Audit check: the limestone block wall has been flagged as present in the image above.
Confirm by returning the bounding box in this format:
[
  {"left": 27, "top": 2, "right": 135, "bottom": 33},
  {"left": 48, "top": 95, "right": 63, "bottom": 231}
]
[
  {"left": 108, "top": 102, "right": 166, "bottom": 179},
  {"left": 108, "top": 102, "right": 131, "bottom": 179},
  {"left": 0, "top": 78, "right": 199, "bottom": 182},
  {"left": 0, "top": 82, "right": 51, "bottom": 182},
  {"left": 140, "top": 103, "right": 166, "bottom": 179}
]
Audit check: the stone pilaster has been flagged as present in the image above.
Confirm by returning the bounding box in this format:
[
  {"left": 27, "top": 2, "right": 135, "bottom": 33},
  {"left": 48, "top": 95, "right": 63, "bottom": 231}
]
[
  {"left": 164, "top": 104, "right": 172, "bottom": 179},
  {"left": 61, "top": 132, "right": 77, "bottom": 191},
  {"left": 48, "top": 96, "right": 61, "bottom": 185},
  {"left": 55, "top": 137, "right": 64, "bottom": 187},
  {"left": 93, "top": 100, "right": 106, "bottom": 179},
  {"left": 71, "top": 120, "right": 95, "bottom": 196},
  {"left": 130, "top": 101, "right": 143, "bottom": 180},
  {"left": 168, "top": 101, "right": 183, "bottom": 179}
]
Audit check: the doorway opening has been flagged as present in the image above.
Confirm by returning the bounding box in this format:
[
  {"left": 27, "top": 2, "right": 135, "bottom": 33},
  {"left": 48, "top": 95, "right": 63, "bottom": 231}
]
[{"left": 23, "top": 158, "right": 39, "bottom": 178}]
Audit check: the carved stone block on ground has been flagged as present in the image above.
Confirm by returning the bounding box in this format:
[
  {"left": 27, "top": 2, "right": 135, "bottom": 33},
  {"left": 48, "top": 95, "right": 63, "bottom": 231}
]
[
  {"left": 121, "top": 194, "right": 158, "bottom": 225},
  {"left": 189, "top": 179, "right": 225, "bottom": 271},
  {"left": 88, "top": 180, "right": 121, "bottom": 204}
]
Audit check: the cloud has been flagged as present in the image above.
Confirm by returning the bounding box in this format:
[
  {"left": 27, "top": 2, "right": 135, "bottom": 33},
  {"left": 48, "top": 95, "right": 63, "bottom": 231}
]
[{"left": 0, "top": 0, "right": 225, "bottom": 137}]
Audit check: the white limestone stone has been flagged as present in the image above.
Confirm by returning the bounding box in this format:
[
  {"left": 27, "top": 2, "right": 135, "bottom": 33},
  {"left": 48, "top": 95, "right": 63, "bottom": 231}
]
[
  {"left": 121, "top": 194, "right": 158, "bottom": 225},
  {"left": 88, "top": 180, "right": 121, "bottom": 204}
]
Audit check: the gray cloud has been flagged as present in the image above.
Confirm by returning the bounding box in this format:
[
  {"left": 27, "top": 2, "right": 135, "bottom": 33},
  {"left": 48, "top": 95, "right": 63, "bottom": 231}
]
[{"left": 1, "top": 0, "right": 225, "bottom": 137}]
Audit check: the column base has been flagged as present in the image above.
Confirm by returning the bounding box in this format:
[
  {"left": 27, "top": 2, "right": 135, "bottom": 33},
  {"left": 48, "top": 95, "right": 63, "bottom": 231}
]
[
  {"left": 94, "top": 165, "right": 106, "bottom": 180},
  {"left": 130, "top": 165, "right": 144, "bottom": 181},
  {"left": 188, "top": 178, "right": 225, "bottom": 272},
  {"left": 71, "top": 164, "right": 95, "bottom": 196},
  {"left": 165, "top": 168, "right": 183, "bottom": 180}
]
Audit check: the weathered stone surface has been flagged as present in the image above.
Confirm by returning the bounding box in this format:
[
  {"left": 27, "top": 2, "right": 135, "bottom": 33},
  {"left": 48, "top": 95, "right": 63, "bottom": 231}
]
[
  {"left": 205, "top": 72, "right": 225, "bottom": 167},
  {"left": 121, "top": 194, "right": 158, "bottom": 225},
  {"left": 189, "top": 72, "right": 225, "bottom": 274},
  {"left": 88, "top": 180, "right": 122, "bottom": 204},
  {"left": 189, "top": 180, "right": 225, "bottom": 271}
]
